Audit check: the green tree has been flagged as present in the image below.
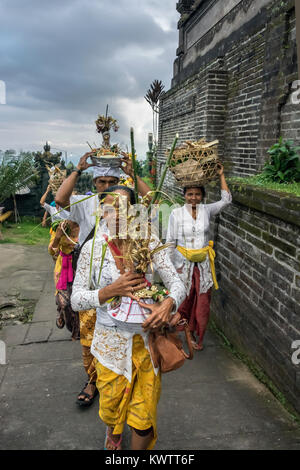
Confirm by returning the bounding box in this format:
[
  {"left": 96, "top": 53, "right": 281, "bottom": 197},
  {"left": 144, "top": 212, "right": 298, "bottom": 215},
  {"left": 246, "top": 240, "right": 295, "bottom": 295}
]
[
  {"left": 0, "top": 152, "right": 38, "bottom": 237},
  {"left": 0, "top": 153, "right": 38, "bottom": 206}
]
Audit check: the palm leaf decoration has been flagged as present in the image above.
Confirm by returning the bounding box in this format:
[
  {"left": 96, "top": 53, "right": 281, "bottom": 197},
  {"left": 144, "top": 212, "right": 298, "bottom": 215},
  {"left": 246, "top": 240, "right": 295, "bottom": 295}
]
[{"left": 144, "top": 80, "right": 165, "bottom": 114}]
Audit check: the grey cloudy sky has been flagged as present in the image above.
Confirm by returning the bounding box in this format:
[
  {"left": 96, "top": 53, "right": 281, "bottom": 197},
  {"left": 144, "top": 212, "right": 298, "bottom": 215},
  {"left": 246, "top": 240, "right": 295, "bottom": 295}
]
[{"left": 0, "top": 0, "right": 179, "bottom": 163}]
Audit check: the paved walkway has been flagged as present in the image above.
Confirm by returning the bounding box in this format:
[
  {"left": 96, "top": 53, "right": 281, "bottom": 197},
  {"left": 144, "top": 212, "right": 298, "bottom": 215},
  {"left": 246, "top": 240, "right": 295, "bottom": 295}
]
[{"left": 1, "top": 244, "right": 300, "bottom": 450}]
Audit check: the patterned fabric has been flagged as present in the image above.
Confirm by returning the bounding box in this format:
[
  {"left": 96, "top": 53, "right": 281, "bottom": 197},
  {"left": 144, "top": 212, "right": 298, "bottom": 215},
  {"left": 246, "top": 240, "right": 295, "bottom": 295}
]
[
  {"left": 178, "top": 265, "right": 212, "bottom": 347},
  {"left": 166, "top": 189, "right": 232, "bottom": 295},
  {"left": 95, "top": 334, "right": 161, "bottom": 450},
  {"left": 79, "top": 309, "right": 97, "bottom": 347},
  {"left": 49, "top": 227, "right": 79, "bottom": 340},
  {"left": 56, "top": 252, "right": 73, "bottom": 290},
  {"left": 82, "top": 344, "right": 97, "bottom": 382},
  {"left": 52, "top": 233, "right": 78, "bottom": 287}
]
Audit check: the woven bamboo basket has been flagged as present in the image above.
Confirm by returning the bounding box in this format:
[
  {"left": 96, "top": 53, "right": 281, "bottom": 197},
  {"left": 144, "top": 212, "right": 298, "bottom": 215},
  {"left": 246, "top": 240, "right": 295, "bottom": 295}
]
[
  {"left": 169, "top": 139, "right": 221, "bottom": 187},
  {"left": 46, "top": 166, "right": 67, "bottom": 196}
]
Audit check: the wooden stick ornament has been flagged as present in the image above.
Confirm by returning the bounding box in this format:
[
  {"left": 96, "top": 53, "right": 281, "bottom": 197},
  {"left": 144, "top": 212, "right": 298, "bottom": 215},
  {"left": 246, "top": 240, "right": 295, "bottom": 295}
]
[{"left": 130, "top": 127, "right": 139, "bottom": 202}]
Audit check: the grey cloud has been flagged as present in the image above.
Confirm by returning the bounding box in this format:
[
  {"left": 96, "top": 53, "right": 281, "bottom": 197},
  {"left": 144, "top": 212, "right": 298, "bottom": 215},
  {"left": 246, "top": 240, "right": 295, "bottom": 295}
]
[{"left": 0, "top": 0, "right": 178, "bottom": 156}]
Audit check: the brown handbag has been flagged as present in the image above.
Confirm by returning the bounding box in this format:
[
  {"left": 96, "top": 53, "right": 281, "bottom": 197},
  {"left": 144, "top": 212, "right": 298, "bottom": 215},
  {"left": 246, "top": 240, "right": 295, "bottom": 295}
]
[{"left": 148, "top": 312, "right": 194, "bottom": 373}]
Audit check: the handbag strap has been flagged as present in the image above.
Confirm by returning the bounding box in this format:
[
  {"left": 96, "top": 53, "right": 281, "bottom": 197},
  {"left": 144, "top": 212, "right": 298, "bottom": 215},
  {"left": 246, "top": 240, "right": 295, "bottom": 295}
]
[{"left": 178, "top": 319, "right": 194, "bottom": 361}]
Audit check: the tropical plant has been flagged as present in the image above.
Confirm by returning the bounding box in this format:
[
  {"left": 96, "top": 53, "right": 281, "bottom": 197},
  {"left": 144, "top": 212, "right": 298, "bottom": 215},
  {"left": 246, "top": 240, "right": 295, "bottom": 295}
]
[
  {"left": 0, "top": 153, "right": 38, "bottom": 204},
  {"left": 259, "top": 138, "right": 300, "bottom": 183},
  {"left": 144, "top": 79, "right": 165, "bottom": 148}
]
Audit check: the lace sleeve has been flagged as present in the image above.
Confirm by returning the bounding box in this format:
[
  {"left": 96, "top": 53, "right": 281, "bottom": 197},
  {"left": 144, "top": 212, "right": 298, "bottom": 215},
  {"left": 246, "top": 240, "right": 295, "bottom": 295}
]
[
  {"left": 70, "top": 240, "right": 101, "bottom": 312},
  {"left": 205, "top": 189, "right": 232, "bottom": 217},
  {"left": 151, "top": 240, "right": 187, "bottom": 311},
  {"left": 165, "top": 211, "right": 177, "bottom": 262}
]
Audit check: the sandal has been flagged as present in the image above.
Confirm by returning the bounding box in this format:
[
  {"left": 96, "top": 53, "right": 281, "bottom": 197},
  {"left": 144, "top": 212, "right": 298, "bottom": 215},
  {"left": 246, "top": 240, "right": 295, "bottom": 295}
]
[
  {"left": 104, "top": 427, "right": 122, "bottom": 450},
  {"left": 76, "top": 381, "right": 98, "bottom": 407}
]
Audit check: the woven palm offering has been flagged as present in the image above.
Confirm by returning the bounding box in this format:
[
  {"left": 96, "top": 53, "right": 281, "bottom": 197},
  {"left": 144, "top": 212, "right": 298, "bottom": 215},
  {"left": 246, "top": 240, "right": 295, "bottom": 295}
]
[
  {"left": 89, "top": 112, "right": 121, "bottom": 167},
  {"left": 46, "top": 166, "right": 67, "bottom": 195},
  {"left": 106, "top": 218, "right": 171, "bottom": 326},
  {"left": 169, "top": 138, "right": 220, "bottom": 187}
]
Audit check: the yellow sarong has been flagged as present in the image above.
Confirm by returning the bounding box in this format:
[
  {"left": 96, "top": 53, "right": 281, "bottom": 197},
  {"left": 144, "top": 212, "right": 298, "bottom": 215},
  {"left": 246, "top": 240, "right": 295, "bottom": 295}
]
[
  {"left": 95, "top": 334, "right": 161, "bottom": 450},
  {"left": 176, "top": 240, "right": 219, "bottom": 290}
]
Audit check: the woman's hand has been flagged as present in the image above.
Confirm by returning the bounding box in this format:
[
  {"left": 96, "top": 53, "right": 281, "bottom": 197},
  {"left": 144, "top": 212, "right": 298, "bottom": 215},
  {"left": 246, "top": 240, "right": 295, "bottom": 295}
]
[
  {"left": 76, "top": 152, "right": 95, "bottom": 172},
  {"left": 217, "top": 163, "right": 224, "bottom": 176},
  {"left": 53, "top": 221, "right": 66, "bottom": 245},
  {"left": 217, "top": 163, "right": 230, "bottom": 192},
  {"left": 120, "top": 152, "right": 134, "bottom": 178},
  {"left": 140, "top": 297, "right": 174, "bottom": 331},
  {"left": 55, "top": 222, "right": 64, "bottom": 238},
  {"left": 99, "top": 272, "right": 148, "bottom": 303}
]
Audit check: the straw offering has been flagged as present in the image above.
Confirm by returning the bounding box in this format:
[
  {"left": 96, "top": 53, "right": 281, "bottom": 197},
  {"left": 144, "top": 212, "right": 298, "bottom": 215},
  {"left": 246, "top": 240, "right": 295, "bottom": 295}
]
[{"left": 169, "top": 139, "right": 221, "bottom": 187}]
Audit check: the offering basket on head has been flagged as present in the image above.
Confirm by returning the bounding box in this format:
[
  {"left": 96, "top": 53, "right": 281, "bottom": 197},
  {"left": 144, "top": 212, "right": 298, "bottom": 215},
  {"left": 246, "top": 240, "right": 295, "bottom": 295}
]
[
  {"left": 46, "top": 166, "right": 67, "bottom": 196},
  {"left": 169, "top": 139, "right": 221, "bottom": 187}
]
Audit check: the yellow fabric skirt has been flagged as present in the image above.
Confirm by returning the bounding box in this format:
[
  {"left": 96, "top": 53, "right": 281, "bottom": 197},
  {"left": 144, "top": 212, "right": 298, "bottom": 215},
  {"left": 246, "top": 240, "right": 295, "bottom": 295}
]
[{"left": 95, "top": 334, "right": 161, "bottom": 450}]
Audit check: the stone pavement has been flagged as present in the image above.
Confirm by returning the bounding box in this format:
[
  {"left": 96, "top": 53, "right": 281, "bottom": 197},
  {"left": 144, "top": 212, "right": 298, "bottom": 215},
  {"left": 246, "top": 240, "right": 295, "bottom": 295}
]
[{"left": 1, "top": 244, "right": 300, "bottom": 450}]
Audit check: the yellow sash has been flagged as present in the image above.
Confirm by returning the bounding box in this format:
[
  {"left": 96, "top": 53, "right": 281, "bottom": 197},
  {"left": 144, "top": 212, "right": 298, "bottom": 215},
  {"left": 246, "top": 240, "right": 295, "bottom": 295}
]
[{"left": 176, "top": 241, "right": 219, "bottom": 290}]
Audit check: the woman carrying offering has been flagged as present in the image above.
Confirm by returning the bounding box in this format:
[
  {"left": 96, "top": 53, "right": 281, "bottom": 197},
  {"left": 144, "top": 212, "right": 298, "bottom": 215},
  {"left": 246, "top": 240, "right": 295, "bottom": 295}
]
[
  {"left": 166, "top": 165, "right": 231, "bottom": 351},
  {"left": 48, "top": 219, "right": 80, "bottom": 339},
  {"left": 71, "top": 186, "right": 186, "bottom": 450}
]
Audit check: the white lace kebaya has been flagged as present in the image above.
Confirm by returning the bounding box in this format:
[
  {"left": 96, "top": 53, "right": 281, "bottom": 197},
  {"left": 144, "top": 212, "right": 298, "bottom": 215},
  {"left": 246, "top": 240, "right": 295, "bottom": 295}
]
[
  {"left": 71, "top": 234, "right": 186, "bottom": 382},
  {"left": 166, "top": 189, "right": 232, "bottom": 295}
]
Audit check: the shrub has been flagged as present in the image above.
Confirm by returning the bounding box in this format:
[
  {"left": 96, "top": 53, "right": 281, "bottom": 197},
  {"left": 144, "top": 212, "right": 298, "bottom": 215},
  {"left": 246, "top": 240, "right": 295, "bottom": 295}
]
[{"left": 259, "top": 138, "right": 300, "bottom": 183}]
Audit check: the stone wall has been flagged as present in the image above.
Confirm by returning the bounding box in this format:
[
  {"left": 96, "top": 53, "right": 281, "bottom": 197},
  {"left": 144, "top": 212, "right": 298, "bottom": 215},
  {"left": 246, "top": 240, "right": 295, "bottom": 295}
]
[
  {"left": 206, "top": 182, "right": 300, "bottom": 413},
  {"left": 157, "top": 0, "right": 298, "bottom": 187}
]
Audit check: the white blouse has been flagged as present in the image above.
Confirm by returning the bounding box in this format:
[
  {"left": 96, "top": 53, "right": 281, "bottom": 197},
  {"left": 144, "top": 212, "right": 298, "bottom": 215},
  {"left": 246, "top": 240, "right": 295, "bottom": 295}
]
[
  {"left": 68, "top": 194, "right": 99, "bottom": 246},
  {"left": 71, "top": 232, "right": 186, "bottom": 382},
  {"left": 43, "top": 203, "right": 70, "bottom": 223},
  {"left": 166, "top": 190, "right": 232, "bottom": 295}
]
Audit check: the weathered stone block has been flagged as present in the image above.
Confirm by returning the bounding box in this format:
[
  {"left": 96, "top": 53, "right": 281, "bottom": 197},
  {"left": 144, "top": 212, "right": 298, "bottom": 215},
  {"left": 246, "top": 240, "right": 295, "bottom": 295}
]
[
  {"left": 240, "top": 272, "right": 263, "bottom": 297},
  {"left": 239, "top": 220, "right": 262, "bottom": 238},
  {"left": 262, "top": 233, "right": 296, "bottom": 257},
  {"left": 274, "top": 251, "right": 300, "bottom": 272},
  {"left": 246, "top": 233, "right": 273, "bottom": 255},
  {"left": 261, "top": 254, "right": 294, "bottom": 282},
  {"left": 269, "top": 272, "right": 291, "bottom": 296}
]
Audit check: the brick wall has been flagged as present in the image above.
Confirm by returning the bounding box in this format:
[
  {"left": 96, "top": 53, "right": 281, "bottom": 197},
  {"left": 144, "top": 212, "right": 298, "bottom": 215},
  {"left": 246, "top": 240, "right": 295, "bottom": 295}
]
[
  {"left": 206, "top": 182, "right": 300, "bottom": 413},
  {"left": 157, "top": 0, "right": 299, "bottom": 186}
]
